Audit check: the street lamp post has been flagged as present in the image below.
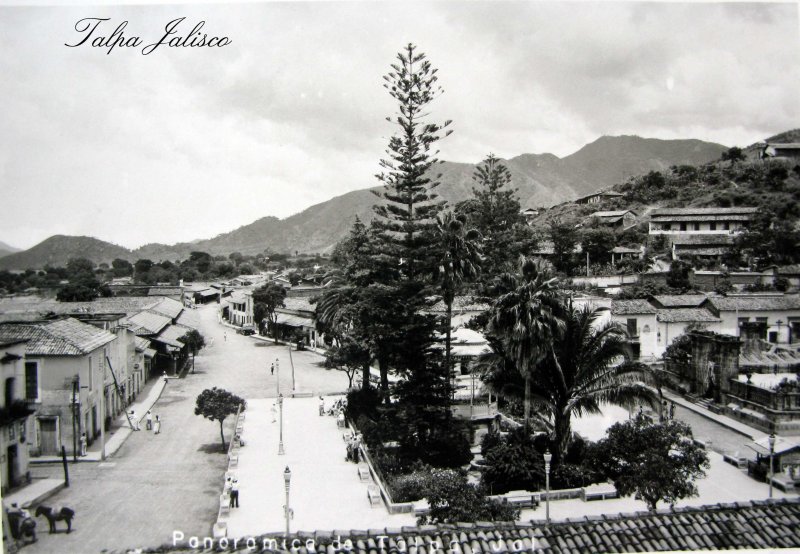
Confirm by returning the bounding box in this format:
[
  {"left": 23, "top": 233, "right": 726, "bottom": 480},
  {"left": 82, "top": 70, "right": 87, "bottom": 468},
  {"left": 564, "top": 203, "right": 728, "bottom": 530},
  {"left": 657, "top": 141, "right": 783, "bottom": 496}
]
[
  {"left": 275, "top": 358, "right": 280, "bottom": 396},
  {"left": 283, "top": 466, "right": 292, "bottom": 539},
  {"left": 278, "top": 394, "right": 285, "bottom": 455},
  {"left": 543, "top": 450, "right": 552, "bottom": 524},
  {"left": 768, "top": 433, "right": 776, "bottom": 499}
]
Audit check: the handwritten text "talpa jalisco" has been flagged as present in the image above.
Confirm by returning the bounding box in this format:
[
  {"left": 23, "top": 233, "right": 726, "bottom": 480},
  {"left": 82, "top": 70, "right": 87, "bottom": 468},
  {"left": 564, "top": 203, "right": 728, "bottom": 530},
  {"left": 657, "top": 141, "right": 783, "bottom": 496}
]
[{"left": 65, "top": 17, "right": 231, "bottom": 55}]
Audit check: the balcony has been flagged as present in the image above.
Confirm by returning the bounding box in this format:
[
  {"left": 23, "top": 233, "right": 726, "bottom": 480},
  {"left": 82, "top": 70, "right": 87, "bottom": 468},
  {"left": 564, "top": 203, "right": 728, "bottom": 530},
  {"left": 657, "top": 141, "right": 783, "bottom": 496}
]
[{"left": 0, "top": 400, "right": 35, "bottom": 427}]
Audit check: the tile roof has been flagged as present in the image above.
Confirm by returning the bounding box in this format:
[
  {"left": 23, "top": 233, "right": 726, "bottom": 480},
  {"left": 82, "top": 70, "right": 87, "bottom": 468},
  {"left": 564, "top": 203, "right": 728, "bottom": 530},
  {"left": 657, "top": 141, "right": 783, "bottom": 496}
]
[
  {"left": 0, "top": 296, "right": 162, "bottom": 323},
  {"left": 151, "top": 499, "right": 800, "bottom": 554},
  {"left": 152, "top": 324, "right": 192, "bottom": 348},
  {"left": 589, "top": 210, "right": 635, "bottom": 218},
  {"left": 133, "top": 336, "right": 151, "bottom": 352},
  {"left": 147, "top": 286, "right": 184, "bottom": 296},
  {"left": 656, "top": 308, "right": 721, "bottom": 323},
  {"left": 0, "top": 318, "right": 115, "bottom": 356},
  {"left": 651, "top": 207, "right": 759, "bottom": 216},
  {"left": 611, "top": 299, "right": 658, "bottom": 315},
  {"left": 175, "top": 309, "right": 199, "bottom": 329},
  {"left": 650, "top": 294, "right": 709, "bottom": 308},
  {"left": 281, "top": 297, "right": 316, "bottom": 312},
  {"left": 147, "top": 297, "right": 184, "bottom": 319},
  {"left": 125, "top": 310, "right": 171, "bottom": 335},
  {"left": 705, "top": 295, "right": 800, "bottom": 312}
]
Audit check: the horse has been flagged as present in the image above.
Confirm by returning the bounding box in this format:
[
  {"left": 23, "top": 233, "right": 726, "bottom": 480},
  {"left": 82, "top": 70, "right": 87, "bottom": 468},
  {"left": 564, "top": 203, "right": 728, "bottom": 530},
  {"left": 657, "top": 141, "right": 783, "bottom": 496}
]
[
  {"left": 35, "top": 505, "right": 75, "bottom": 534},
  {"left": 6, "top": 509, "right": 37, "bottom": 544}
]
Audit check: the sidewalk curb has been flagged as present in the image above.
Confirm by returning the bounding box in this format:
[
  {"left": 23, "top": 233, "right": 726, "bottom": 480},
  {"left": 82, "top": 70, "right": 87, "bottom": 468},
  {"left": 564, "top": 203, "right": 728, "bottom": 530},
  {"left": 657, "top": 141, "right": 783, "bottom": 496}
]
[{"left": 664, "top": 392, "right": 759, "bottom": 441}]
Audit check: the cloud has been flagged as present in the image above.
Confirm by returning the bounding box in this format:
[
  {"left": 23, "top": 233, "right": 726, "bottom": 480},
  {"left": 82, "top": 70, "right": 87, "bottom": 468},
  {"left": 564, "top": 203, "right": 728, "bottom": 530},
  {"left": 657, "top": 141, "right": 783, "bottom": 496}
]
[{"left": 0, "top": 2, "right": 797, "bottom": 250}]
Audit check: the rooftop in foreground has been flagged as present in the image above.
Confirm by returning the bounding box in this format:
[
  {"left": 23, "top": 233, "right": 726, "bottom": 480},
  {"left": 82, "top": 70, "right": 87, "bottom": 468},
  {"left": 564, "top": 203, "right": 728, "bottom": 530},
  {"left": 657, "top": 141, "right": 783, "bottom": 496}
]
[{"left": 146, "top": 498, "right": 800, "bottom": 553}]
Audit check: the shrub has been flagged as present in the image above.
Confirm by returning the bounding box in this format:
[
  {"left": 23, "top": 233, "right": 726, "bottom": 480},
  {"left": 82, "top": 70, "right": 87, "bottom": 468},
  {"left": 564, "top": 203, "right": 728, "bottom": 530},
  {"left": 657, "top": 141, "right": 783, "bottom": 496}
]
[
  {"left": 418, "top": 468, "right": 520, "bottom": 525},
  {"left": 346, "top": 387, "right": 382, "bottom": 422},
  {"left": 390, "top": 464, "right": 434, "bottom": 502},
  {"left": 481, "top": 427, "right": 545, "bottom": 494}
]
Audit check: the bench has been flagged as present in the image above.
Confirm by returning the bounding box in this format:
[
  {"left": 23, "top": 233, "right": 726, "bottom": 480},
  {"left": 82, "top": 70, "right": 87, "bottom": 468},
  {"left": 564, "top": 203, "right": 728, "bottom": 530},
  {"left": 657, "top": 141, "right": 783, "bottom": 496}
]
[
  {"left": 504, "top": 490, "right": 535, "bottom": 508},
  {"left": 367, "top": 485, "right": 381, "bottom": 507},
  {"left": 219, "top": 494, "right": 230, "bottom": 517},
  {"left": 228, "top": 455, "right": 238, "bottom": 469},
  {"left": 212, "top": 522, "right": 227, "bottom": 539},
  {"left": 236, "top": 423, "right": 244, "bottom": 435},
  {"left": 582, "top": 483, "right": 617, "bottom": 501},
  {"left": 723, "top": 452, "right": 749, "bottom": 469},
  {"left": 357, "top": 464, "right": 371, "bottom": 482},
  {"left": 413, "top": 498, "right": 430, "bottom": 516},
  {"left": 342, "top": 430, "right": 354, "bottom": 442}
]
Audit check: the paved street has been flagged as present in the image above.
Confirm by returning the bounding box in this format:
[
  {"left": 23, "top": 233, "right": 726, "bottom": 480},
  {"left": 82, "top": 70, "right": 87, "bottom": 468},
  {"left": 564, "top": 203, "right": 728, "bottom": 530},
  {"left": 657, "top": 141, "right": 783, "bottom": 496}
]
[
  {"left": 24, "top": 304, "right": 350, "bottom": 553},
  {"left": 17, "top": 303, "right": 797, "bottom": 553}
]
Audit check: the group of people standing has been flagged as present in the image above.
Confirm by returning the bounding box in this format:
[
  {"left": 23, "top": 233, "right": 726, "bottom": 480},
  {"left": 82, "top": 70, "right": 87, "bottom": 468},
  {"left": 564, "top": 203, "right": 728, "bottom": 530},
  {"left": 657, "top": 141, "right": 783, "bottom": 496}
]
[
  {"left": 129, "top": 410, "right": 162, "bottom": 434},
  {"left": 661, "top": 401, "right": 677, "bottom": 421}
]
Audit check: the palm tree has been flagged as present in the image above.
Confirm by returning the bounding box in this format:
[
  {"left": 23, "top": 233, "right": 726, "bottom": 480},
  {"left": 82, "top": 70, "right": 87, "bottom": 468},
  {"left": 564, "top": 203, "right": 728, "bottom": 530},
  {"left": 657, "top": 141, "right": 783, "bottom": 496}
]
[
  {"left": 529, "top": 303, "right": 656, "bottom": 464},
  {"left": 432, "top": 211, "right": 482, "bottom": 384},
  {"left": 487, "top": 256, "right": 564, "bottom": 428}
]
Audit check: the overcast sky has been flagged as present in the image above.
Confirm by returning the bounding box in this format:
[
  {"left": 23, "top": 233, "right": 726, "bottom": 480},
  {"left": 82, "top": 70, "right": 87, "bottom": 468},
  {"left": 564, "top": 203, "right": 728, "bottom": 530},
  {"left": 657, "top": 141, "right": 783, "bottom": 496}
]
[{"left": 1, "top": 1, "right": 798, "bottom": 250}]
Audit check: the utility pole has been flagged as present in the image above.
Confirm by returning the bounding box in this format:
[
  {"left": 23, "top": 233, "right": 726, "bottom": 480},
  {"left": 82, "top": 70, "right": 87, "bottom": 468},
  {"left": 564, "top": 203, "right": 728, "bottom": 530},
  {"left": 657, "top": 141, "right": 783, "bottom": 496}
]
[{"left": 71, "top": 377, "right": 79, "bottom": 462}]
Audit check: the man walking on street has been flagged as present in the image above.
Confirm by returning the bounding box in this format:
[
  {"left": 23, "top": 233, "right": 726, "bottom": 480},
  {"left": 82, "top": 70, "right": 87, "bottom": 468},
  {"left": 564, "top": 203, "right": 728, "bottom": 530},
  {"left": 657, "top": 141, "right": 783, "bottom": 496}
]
[
  {"left": 271, "top": 363, "right": 274, "bottom": 376},
  {"left": 146, "top": 410, "right": 153, "bottom": 431},
  {"left": 130, "top": 410, "right": 140, "bottom": 431}
]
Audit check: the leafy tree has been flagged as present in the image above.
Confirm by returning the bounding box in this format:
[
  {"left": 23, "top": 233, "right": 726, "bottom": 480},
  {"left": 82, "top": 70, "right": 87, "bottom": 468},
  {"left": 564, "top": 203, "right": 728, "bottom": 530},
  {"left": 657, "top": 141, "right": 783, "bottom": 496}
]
[
  {"left": 134, "top": 259, "right": 154, "bottom": 280},
  {"left": 325, "top": 337, "right": 371, "bottom": 389},
  {"left": 189, "top": 251, "right": 213, "bottom": 274},
  {"left": 582, "top": 227, "right": 617, "bottom": 268},
  {"left": 548, "top": 219, "right": 578, "bottom": 275},
  {"left": 180, "top": 329, "right": 206, "bottom": 373},
  {"left": 431, "top": 211, "right": 482, "bottom": 382},
  {"left": 720, "top": 146, "right": 745, "bottom": 165},
  {"left": 591, "top": 415, "right": 709, "bottom": 511},
  {"left": 733, "top": 210, "right": 800, "bottom": 268},
  {"left": 56, "top": 281, "right": 100, "bottom": 302},
  {"left": 194, "top": 387, "right": 245, "bottom": 451},
  {"left": 252, "top": 282, "right": 287, "bottom": 336},
  {"left": 416, "top": 468, "right": 520, "bottom": 525},
  {"left": 66, "top": 257, "right": 95, "bottom": 280},
  {"left": 111, "top": 258, "right": 133, "bottom": 277},
  {"left": 666, "top": 260, "right": 692, "bottom": 290},
  {"left": 487, "top": 257, "right": 564, "bottom": 428}
]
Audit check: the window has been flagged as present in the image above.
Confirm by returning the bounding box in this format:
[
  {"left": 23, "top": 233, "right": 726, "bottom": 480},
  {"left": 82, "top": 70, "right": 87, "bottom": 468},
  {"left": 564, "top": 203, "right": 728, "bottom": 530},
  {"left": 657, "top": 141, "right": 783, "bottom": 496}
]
[
  {"left": 723, "top": 222, "right": 730, "bottom": 230},
  {"left": 680, "top": 223, "right": 687, "bottom": 231},
  {"left": 663, "top": 223, "right": 671, "bottom": 231},
  {"left": 710, "top": 222, "right": 717, "bottom": 231},
  {"left": 626, "top": 318, "right": 637, "bottom": 337},
  {"left": 694, "top": 223, "right": 700, "bottom": 231},
  {"left": 5, "top": 377, "right": 15, "bottom": 407},
  {"left": 25, "top": 362, "right": 38, "bottom": 401}
]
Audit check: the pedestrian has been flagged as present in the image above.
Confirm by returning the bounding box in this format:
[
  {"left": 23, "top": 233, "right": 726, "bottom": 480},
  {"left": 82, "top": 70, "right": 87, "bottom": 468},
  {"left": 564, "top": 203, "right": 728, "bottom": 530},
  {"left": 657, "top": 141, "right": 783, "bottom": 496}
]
[
  {"left": 146, "top": 410, "right": 153, "bottom": 431},
  {"left": 271, "top": 363, "right": 274, "bottom": 376},
  {"left": 670, "top": 402, "right": 676, "bottom": 420},
  {"left": 230, "top": 478, "right": 240, "bottom": 508},
  {"left": 337, "top": 411, "right": 345, "bottom": 429},
  {"left": 319, "top": 396, "right": 325, "bottom": 416},
  {"left": 154, "top": 415, "right": 161, "bottom": 434},
  {"left": 130, "top": 410, "right": 140, "bottom": 431},
  {"left": 224, "top": 332, "right": 227, "bottom": 342},
  {"left": 79, "top": 432, "right": 87, "bottom": 456}
]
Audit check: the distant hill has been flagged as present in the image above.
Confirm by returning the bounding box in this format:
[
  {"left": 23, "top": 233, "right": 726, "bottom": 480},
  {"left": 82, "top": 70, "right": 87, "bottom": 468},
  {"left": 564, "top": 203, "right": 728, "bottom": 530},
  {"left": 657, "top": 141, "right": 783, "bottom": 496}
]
[
  {"left": 0, "top": 135, "right": 728, "bottom": 269},
  {"left": 0, "top": 235, "right": 131, "bottom": 270},
  {"left": 0, "top": 241, "right": 20, "bottom": 259}
]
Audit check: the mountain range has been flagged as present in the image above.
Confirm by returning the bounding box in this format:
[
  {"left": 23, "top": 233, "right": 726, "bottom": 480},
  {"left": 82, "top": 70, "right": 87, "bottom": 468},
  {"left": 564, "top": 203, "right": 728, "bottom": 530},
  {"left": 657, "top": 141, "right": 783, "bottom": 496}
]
[
  {"left": 0, "top": 241, "right": 20, "bottom": 260},
  {"left": 0, "top": 135, "right": 727, "bottom": 270}
]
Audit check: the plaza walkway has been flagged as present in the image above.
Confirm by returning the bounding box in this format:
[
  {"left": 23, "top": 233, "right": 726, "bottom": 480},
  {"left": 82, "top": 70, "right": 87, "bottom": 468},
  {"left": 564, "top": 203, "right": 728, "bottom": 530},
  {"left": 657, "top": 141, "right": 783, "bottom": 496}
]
[
  {"left": 225, "top": 397, "right": 415, "bottom": 536},
  {"left": 520, "top": 450, "right": 796, "bottom": 521}
]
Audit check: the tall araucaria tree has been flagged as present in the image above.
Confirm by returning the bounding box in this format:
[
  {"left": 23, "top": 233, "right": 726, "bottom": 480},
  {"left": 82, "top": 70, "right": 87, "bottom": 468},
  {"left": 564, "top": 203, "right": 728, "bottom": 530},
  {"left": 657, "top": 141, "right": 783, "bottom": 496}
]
[
  {"left": 372, "top": 43, "right": 452, "bottom": 281},
  {"left": 456, "top": 154, "right": 535, "bottom": 285}
]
